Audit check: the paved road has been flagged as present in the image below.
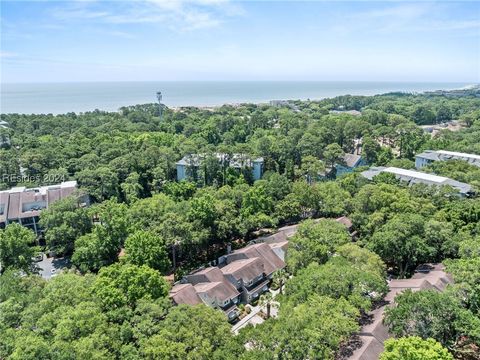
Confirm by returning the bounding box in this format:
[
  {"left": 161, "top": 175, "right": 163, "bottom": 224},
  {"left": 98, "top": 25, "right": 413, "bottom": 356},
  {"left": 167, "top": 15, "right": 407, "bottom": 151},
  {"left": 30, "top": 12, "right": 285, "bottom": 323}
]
[{"left": 36, "top": 255, "right": 70, "bottom": 280}]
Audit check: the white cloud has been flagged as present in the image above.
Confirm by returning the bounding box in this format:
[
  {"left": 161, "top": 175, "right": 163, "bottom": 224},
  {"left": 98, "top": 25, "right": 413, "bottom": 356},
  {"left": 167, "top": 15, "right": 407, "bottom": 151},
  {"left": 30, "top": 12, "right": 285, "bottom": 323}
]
[
  {"left": 0, "top": 52, "right": 18, "bottom": 58},
  {"left": 345, "top": 3, "right": 479, "bottom": 34},
  {"left": 50, "top": 0, "right": 243, "bottom": 31}
]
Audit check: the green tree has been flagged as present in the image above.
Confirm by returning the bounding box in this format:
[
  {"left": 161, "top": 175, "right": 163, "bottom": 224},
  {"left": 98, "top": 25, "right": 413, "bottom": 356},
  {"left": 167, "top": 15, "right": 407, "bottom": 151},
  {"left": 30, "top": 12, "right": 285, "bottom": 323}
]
[
  {"left": 368, "top": 214, "right": 432, "bottom": 277},
  {"left": 40, "top": 196, "right": 92, "bottom": 256},
  {"left": 241, "top": 295, "right": 359, "bottom": 360},
  {"left": 0, "top": 224, "right": 37, "bottom": 274},
  {"left": 141, "top": 304, "right": 241, "bottom": 360},
  {"left": 323, "top": 143, "right": 345, "bottom": 168},
  {"left": 286, "top": 219, "right": 350, "bottom": 273},
  {"left": 76, "top": 166, "right": 119, "bottom": 202},
  {"left": 285, "top": 255, "right": 387, "bottom": 310},
  {"left": 93, "top": 263, "right": 169, "bottom": 309},
  {"left": 124, "top": 230, "right": 170, "bottom": 273},
  {"left": 298, "top": 155, "right": 325, "bottom": 184},
  {"left": 383, "top": 290, "right": 480, "bottom": 348},
  {"left": 259, "top": 291, "right": 274, "bottom": 319},
  {"left": 121, "top": 171, "right": 143, "bottom": 203},
  {"left": 380, "top": 337, "right": 453, "bottom": 360}
]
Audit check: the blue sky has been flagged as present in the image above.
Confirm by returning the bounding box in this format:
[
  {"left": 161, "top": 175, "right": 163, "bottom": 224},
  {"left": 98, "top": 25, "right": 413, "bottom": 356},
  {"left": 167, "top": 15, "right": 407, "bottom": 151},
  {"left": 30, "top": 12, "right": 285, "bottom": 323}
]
[{"left": 1, "top": 1, "right": 479, "bottom": 83}]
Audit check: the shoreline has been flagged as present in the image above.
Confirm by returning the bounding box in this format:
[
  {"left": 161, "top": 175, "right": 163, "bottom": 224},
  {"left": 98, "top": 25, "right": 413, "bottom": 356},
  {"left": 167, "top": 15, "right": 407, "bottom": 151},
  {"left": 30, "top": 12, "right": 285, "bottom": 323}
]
[{"left": 1, "top": 82, "right": 478, "bottom": 115}]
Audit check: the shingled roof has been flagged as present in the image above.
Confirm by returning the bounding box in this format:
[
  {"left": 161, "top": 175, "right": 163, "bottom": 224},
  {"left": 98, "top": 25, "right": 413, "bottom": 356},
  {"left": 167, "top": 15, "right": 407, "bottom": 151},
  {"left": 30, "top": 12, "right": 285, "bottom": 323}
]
[
  {"left": 170, "top": 283, "right": 202, "bottom": 306},
  {"left": 221, "top": 257, "right": 265, "bottom": 283},
  {"left": 194, "top": 281, "right": 240, "bottom": 303},
  {"left": 226, "top": 242, "right": 285, "bottom": 276}
]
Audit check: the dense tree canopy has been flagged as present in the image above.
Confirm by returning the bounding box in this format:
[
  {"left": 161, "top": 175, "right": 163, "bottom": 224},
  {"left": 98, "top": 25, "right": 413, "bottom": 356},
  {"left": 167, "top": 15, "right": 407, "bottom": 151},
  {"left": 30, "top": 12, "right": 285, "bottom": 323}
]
[
  {"left": 380, "top": 337, "right": 453, "bottom": 360},
  {"left": 1, "top": 91, "right": 480, "bottom": 359}
]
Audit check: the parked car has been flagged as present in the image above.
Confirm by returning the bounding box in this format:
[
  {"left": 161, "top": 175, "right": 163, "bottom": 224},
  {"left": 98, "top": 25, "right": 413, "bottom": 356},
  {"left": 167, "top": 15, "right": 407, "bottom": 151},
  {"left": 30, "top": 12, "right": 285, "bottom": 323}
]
[{"left": 33, "top": 254, "right": 43, "bottom": 262}]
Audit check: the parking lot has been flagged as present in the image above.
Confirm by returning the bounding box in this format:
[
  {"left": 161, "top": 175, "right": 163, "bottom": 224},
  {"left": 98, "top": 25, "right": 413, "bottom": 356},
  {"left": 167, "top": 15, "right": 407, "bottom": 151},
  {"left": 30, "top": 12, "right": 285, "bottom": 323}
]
[{"left": 36, "top": 255, "right": 71, "bottom": 280}]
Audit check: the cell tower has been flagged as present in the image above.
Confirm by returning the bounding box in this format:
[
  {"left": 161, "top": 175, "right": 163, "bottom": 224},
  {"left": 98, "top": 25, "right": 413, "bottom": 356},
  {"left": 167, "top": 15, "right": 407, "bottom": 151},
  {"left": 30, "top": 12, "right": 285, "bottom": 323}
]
[{"left": 156, "top": 91, "right": 163, "bottom": 120}]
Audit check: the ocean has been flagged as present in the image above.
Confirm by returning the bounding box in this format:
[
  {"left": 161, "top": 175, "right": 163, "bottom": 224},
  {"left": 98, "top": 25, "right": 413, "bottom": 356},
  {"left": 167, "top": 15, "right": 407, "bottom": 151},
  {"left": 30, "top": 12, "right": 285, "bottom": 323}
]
[{"left": 0, "top": 81, "right": 472, "bottom": 115}]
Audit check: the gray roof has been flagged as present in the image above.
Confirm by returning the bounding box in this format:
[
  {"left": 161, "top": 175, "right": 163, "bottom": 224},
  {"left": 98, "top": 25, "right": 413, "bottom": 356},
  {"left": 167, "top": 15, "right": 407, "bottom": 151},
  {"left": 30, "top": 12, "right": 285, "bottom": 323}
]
[
  {"left": 361, "top": 167, "right": 473, "bottom": 195},
  {"left": 225, "top": 242, "right": 285, "bottom": 276},
  {"left": 194, "top": 281, "right": 240, "bottom": 303},
  {"left": 170, "top": 283, "right": 203, "bottom": 306},
  {"left": 416, "top": 150, "right": 480, "bottom": 167},
  {"left": 221, "top": 257, "right": 265, "bottom": 283},
  {"left": 343, "top": 153, "right": 363, "bottom": 168}
]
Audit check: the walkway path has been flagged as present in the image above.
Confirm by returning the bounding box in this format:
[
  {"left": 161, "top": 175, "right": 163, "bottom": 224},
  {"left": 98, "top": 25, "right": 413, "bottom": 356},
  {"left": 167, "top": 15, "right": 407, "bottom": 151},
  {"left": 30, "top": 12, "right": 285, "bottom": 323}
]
[{"left": 232, "top": 288, "right": 281, "bottom": 334}]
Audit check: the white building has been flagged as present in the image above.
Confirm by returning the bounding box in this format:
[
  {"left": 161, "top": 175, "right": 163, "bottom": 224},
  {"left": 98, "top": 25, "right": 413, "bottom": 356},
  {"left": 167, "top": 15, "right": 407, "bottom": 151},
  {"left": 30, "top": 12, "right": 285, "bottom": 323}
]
[
  {"left": 415, "top": 150, "right": 480, "bottom": 169},
  {"left": 0, "top": 181, "right": 80, "bottom": 234},
  {"left": 361, "top": 167, "right": 474, "bottom": 197}
]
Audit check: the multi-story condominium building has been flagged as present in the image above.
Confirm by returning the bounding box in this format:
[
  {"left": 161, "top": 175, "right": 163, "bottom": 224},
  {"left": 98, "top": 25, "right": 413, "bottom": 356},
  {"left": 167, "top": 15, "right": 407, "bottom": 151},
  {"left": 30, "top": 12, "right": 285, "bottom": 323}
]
[
  {"left": 170, "top": 241, "right": 286, "bottom": 322},
  {"left": 0, "top": 181, "right": 80, "bottom": 234},
  {"left": 176, "top": 153, "right": 264, "bottom": 182},
  {"left": 361, "top": 167, "right": 474, "bottom": 197},
  {"left": 221, "top": 257, "right": 269, "bottom": 304},
  {"left": 183, "top": 267, "right": 241, "bottom": 321},
  {"left": 415, "top": 150, "right": 480, "bottom": 169}
]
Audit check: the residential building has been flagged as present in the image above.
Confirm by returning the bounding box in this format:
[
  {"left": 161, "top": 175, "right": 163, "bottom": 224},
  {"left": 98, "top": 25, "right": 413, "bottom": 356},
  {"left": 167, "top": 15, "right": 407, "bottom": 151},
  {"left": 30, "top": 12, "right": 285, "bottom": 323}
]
[
  {"left": 170, "top": 241, "right": 286, "bottom": 319},
  {"left": 170, "top": 283, "right": 202, "bottom": 306},
  {"left": 0, "top": 120, "right": 8, "bottom": 129},
  {"left": 415, "top": 150, "right": 480, "bottom": 168},
  {"left": 221, "top": 257, "right": 270, "bottom": 303},
  {"left": 183, "top": 267, "right": 241, "bottom": 321},
  {"left": 0, "top": 181, "right": 80, "bottom": 234},
  {"left": 336, "top": 153, "right": 367, "bottom": 177},
  {"left": 176, "top": 153, "right": 264, "bottom": 182},
  {"left": 221, "top": 242, "right": 286, "bottom": 279},
  {"left": 361, "top": 166, "right": 474, "bottom": 197}
]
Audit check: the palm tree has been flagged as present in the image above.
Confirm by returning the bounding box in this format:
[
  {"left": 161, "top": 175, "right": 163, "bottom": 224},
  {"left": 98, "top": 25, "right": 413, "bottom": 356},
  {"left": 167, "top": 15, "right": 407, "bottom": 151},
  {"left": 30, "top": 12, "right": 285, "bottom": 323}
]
[
  {"left": 259, "top": 291, "right": 273, "bottom": 319},
  {"left": 273, "top": 269, "right": 288, "bottom": 295}
]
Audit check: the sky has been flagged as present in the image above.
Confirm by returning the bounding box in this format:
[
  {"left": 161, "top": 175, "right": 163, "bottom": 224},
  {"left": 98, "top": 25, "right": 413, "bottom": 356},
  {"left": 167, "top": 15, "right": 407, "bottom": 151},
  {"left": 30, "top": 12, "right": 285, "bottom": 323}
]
[{"left": 1, "top": 0, "right": 479, "bottom": 83}]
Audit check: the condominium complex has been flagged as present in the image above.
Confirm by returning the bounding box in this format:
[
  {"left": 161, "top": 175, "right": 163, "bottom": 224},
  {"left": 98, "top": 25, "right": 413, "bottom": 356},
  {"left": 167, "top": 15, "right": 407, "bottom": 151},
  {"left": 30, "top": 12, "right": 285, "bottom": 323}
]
[
  {"left": 361, "top": 167, "right": 474, "bottom": 196},
  {"left": 415, "top": 150, "right": 480, "bottom": 169},
  {"left": 170, "top": 242, "right": 286, "bottom": 322},
  {"left": 0, "top": 181, "right": 79, "bottom": 234}
]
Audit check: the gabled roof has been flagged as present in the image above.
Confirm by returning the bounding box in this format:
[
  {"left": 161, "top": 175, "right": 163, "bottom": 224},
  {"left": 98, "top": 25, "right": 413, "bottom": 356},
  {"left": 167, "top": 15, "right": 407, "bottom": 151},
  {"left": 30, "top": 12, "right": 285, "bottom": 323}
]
[
  {"left": 227, "top": 242, "right": 285, "bottom": 275},
  {"left": 170, "top": 283, "right": 202, "bottom": 306},
  {"left": 268, "top": 241, "right": 288, "bottom": 251},
  {"left": 221, "top": 257, "right": 265, "bottom": 283},
  {"left": 349, "top": 336, "right": 385, "bottom": 360},
  {"left": 0, "top": 181, "right": 78, "bottom": 221},
  {"left": 194, "top": 281, "right": 240, "bottom": 302},
  {"left": 186, "top": 267, "right": 240, "bottom": 297}
]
